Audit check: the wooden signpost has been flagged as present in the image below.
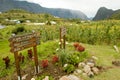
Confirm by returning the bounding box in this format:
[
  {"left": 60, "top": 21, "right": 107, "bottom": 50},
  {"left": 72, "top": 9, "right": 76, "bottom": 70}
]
[
  {"left": 8, "top": 32, "right": 40, "bottom": 80},
  {"left": 60, "top": 27, "right": 66, "bottom": 49}
]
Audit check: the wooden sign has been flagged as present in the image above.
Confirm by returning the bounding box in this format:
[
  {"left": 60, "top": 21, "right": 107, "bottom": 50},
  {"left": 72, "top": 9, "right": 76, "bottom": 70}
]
[
  {"left": 8, "top": 32, "right": 40, "bottom": 80},
  {"left": 61, "top": 27, "right": 66, "bottom": 37},
  {"left": 9, "top": 32, "right": 40, "bottom": 53},
  {"left": 60, "top": 27, "right": 66, "bottom": 49}
]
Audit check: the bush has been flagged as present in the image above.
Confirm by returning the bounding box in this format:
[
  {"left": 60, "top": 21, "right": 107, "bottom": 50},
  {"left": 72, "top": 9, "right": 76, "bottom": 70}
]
[
  {"left": 67, "top": 51, "right": 89, "bottom": 66},
  {"left": 41, "top": 59, "right": 49, "bottom": 68},
  {"left": 58, "top": 50, "right": 69, "bottom": 66},
  {"left": 67, "top": 54, "right": 80, "bottom": 66},
  {"left": 12, "top": 26, "right": 25, "bottom": 34},
  {"left": 52, "top": 55, "right": 59, "bottom": 63},
  {"left": 63, "top": 64, "right": 75, "bottom": 73}
]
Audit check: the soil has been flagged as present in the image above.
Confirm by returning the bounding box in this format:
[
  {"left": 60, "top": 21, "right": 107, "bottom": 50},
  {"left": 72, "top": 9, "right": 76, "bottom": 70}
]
[{"left": 0, "top": 61, "right": 67, "bottom": 80}]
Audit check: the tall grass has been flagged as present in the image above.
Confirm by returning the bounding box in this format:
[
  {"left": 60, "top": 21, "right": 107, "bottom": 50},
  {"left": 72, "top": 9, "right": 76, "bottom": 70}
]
[{"left": 0, "top": 20, "right": 120, "bottom": 45}]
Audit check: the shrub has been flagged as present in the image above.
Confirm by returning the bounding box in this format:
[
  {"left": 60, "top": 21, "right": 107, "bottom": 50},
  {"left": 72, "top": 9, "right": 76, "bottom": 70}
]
[
  {"left": 12, "top": 26, "right": 25, "bottom": 34},
  {"left": 76, "top": 51, "right": 89, "bottom": 62},
  {"left": 67, "top": 54, "right": 80, "bottom": 66},
  {"left": 73, "top": 42, "right": 85, "bottom": 52},
  {"left": 76, "top": 45, "right": 85, "bottom": 52},
  {"left": 73, "top": 42, "right": 80, "bottom": 48},
  {"left": 63, "top": 64, "right": 75, "bottom": 74},
  {"left": 58, "top": 50, "right": 69, "bottom": 66},
  {"left": 41, "top": 59, "right": 49, "bottom": 68},
  {"left": 52, "top": 55, "right": 59, "bottom": 63}
]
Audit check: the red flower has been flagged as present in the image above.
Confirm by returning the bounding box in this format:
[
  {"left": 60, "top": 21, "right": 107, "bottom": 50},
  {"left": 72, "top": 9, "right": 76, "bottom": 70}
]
[
  {"left": 41, "top": 59, "right": 48, "bottom": 68},
  {"left": 73, "top": 42, "right": 80, "bottom": 48},
  {"left": 52, "top": 55, "right": 59, "bottom": 63},
  {"left": 73, "top": 42, "right": 85, "bottom": 52},
  {"left": 76, "top": 45, "right": 85, "bottom": 52}
]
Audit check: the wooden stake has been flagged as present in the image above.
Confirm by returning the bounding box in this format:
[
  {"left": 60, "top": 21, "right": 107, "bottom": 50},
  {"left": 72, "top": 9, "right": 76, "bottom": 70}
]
[
  {"left": 63, "top": 35, "right": 66, "bottom": 49},
  {"left": 60, "top": 28, "right": 62, "bottom": 49},
  {"left": 33, "top": 46, "right": 39, "bottom": 74},
  {"left": 14, "top": 52, "right": 21, "bottom": 80}
]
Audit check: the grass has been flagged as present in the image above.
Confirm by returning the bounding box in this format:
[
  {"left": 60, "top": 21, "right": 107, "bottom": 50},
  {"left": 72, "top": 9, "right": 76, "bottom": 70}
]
[
  {"left": 0, "top": 39, "right": 120, "bottom": 80},
  {"left": 0, "top": 20, "right": 120, "bottom": 79}
]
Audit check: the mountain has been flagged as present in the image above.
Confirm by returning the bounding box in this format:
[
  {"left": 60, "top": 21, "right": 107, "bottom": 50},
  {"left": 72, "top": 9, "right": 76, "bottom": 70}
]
[
  {"left": 0, "top": 0, "right": 88, "bottom": 20},
  {"left": 93, "top": 7, "right": 114, "bottom": 20},
  {"left": 109, "top": 9, "right": 120, "bottom": 20}
]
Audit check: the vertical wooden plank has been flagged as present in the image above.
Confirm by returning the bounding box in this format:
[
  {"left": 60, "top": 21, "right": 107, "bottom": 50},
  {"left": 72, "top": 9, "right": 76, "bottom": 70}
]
[
  {"left": 33, "top": 45, "right": 39, "bottom": 74},
  {"left": 60, "top": 28, "right": 62, "bottom": 49},
  {"left": 63, "top": 35, "right": 66, "bottom": 49},
  {"left": 14, "top": 52, "right": 21, "bottom": 80}
]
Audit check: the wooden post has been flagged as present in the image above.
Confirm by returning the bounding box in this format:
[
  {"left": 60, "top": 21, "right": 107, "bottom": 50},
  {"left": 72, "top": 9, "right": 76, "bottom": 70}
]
[
  {"left": 14, "top": 52, "right": 21, "bottom": 80},
  {"left": 33, "top": 46, "right": 39, "bottom": 74},
  {"left": 60, "top": 28, "right": 62, "bottom": 49},
  {"left": 63, "top": 35, "right": 66, "bottom": 49}
]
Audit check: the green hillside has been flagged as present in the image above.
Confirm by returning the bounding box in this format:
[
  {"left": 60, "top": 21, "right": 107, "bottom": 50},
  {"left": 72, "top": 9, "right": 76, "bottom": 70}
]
[
  {"left": 109, "top": 10, "right": 120, "bottom": 20},
  {"left": 0, "top": 9, "right": 64, "bottom": 25},
  {"left": 0, "top": 0, "right": 88, "bottom": 20}
]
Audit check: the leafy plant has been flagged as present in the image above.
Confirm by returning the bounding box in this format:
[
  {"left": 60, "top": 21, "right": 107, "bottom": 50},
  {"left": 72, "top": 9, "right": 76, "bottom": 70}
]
[
  {"left": 63, "top": 64, "right": 75, "bottom": 74},
  {"left": 67, "top": 54, "right": 80, "bottom": 66},
  {"left": 58, "top": 50, "right": 69, "bottom": 66},
  {"left": 12, "top": 26, "right": 26, "bottom": 34}
]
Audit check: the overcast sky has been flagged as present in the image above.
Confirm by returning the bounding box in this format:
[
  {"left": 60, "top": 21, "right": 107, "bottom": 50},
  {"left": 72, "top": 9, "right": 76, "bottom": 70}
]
[{"left": 24, "top": 0, "right": 120, "bottom": 18}]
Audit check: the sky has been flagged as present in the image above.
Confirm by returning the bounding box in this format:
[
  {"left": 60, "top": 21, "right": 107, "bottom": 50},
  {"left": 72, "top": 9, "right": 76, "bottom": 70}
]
[{"left": 23, "top": 0, "right": 120, "bottom": 18}]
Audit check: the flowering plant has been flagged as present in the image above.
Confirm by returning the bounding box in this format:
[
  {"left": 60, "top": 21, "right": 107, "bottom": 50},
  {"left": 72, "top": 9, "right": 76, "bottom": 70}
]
[
  {"left": 52, "top": 55, "right": 59, "bottom": 63},
  {"left": 73, "top": 42, "right": 85, "bottom": 52},
  {"left": 41, "top": 59, "right": 48, "bottom": 68}
]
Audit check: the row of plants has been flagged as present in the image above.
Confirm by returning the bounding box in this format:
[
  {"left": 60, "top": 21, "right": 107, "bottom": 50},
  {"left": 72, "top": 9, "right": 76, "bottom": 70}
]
[
  {"left": 33, "top": 20, "right": 120, "bottom": 45},
  {"left": 1, "top": 20, "right": 120, "bottom": 45}
]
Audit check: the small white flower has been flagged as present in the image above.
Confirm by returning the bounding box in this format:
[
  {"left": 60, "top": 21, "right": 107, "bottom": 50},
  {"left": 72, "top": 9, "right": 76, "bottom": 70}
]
[
  {"left": 66, "top": 42, "right": 69, "bottom": 44},
  {"left": 56, "top": 48, "right": 59, "bottom": 51},
  {"left": 59, "top": 42, "right": 61, "bottom": 44},
  {"left": 64, "top": 64, "right": 68, "bottom": 67}
]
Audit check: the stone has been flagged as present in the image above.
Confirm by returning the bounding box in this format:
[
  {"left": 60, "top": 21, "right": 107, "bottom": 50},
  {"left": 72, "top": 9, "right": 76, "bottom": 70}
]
[
  {"left": 82, "top": 73, "right": 87, "bottom": 76},
  {"left": 113, "top": 45, "right": 119, "bottom": 53},
  {"left": 92, "top": 56, "right": 98, "bottom": 60},
  {"left": 68, "top": 75, "right": 80, "bottom": 80},
  {"left": 22, "top": 74, "right": 28, "bottom": 80},
  {"left": 75, "top": 69, "right": 82, "bottom": 74},
  {"left": 87, "top": 71, "right": 94, "bottom": 77},
  {"left": 78, "top": 62, "right": 86, "bottom": 68},
  {"left": 31, "top": 78, "right": 35, "bottom": 80},
  {"left": 59, "top": 76, "right": 70, "bottom": 80},
  {"left": 92, "top": 67, "right": 99, "bottom": 75},
  {"left": 87, "top": 62, "right": 95, "bottom": 68},
  {"left": 83, "top": 65, "right": 91, "bottom": 74},
  {"left": 43, "top": 76, "right": 49, "bottom": 80}
]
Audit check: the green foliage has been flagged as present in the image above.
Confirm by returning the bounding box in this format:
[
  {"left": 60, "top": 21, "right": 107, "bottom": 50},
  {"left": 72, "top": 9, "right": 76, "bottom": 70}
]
[
  {"left": 67, "top": 51, "right": 89, "bottom": 65},
  {"left": 57, "top": 50, "right": 69, "bottom": 66},
  {"left": 67, "top": 54, "right": 80, "bottom": 65},
  {"left": 63, "top": 64, "right": 75, "bottom": 74},
  {"left": 37, "top": 41, "right": 59, "bottom": 59},
  {"left": 12, "top": 26, "right": 26, "bottom": 34},
  {"left": 109, "top": 10, "right": 120, "bottom": 20}
]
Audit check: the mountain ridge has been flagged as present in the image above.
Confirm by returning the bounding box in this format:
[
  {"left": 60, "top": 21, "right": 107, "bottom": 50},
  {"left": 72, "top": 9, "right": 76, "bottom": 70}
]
[
  {"left": 0, "top": 0, "right": 88, "bottom": 20},
  {"left": 93, "top": 7, "right": 114, "bottom": 20},
  {"left": 93, "top": 7, "right": 120, "bottom": 20}
]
